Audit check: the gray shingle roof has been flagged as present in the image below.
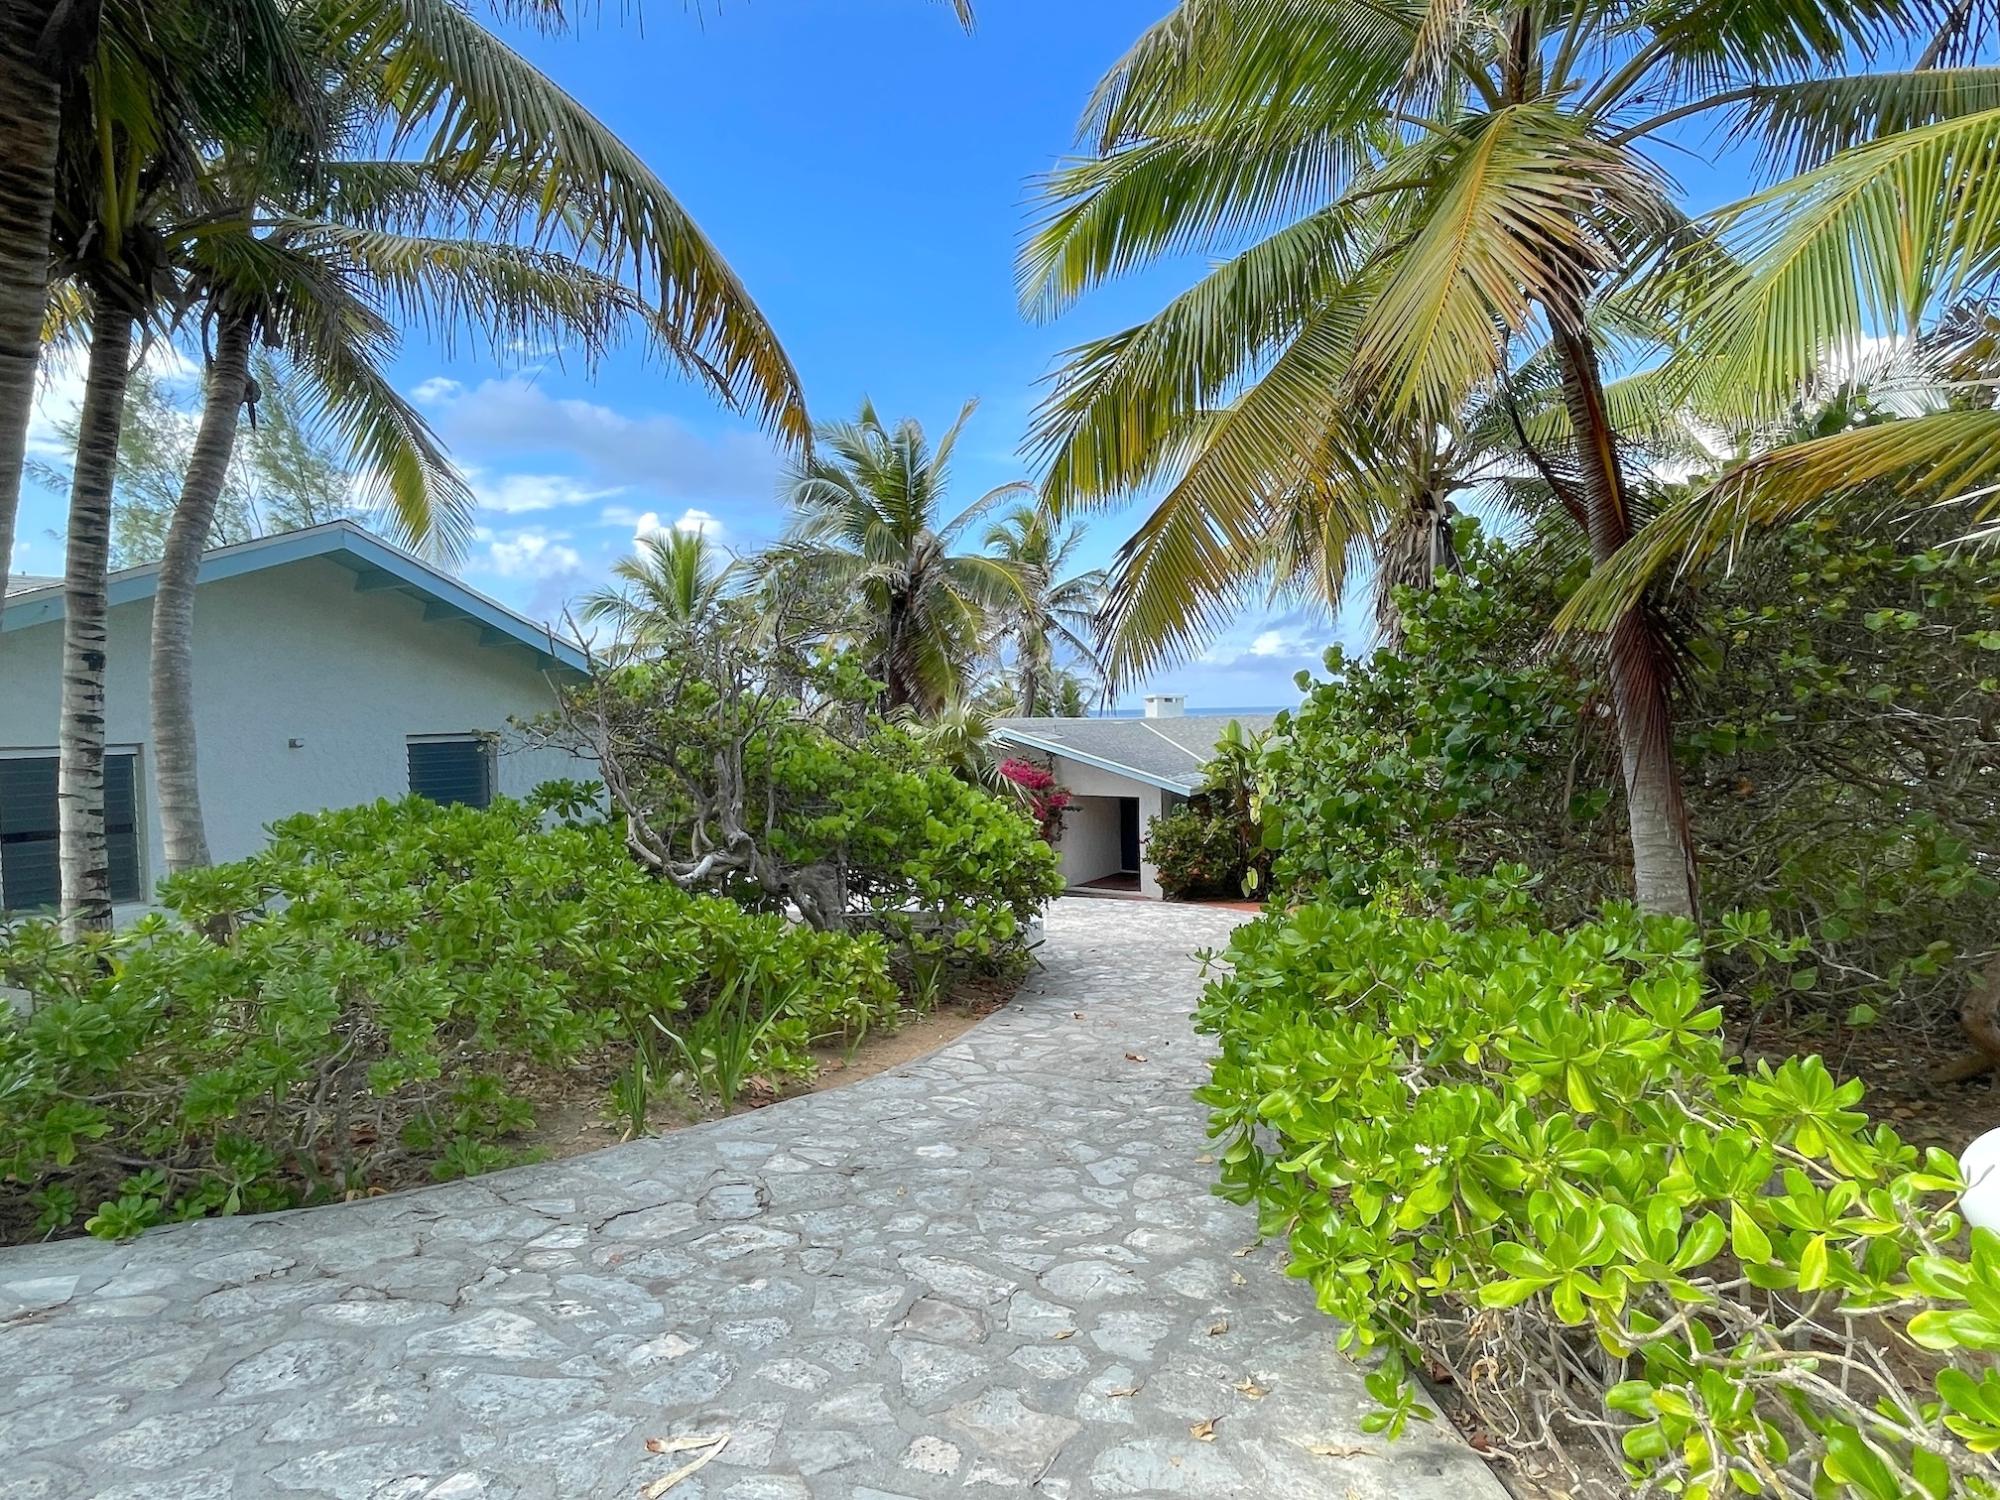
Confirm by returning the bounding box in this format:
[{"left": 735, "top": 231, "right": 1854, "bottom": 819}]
[
  {"left": 3, "top": 574, "right": 59, "bottom": 597},
  {"left": 993, "top": 714, "right": 1275, "bottom": 791}
]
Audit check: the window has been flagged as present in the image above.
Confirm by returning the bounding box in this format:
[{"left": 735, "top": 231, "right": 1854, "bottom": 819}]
[
  {"left": 0, "top": 752, "right": 142, "bottom": 912},
  {"left": 407, "top": 735, "right": 494, "bottom": 809}
]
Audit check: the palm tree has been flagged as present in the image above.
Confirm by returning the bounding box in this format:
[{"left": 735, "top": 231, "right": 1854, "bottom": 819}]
[
  {"left": 0, "top": 1, "right": 63, "bottom": 611},
  {"left": 581, "top": 528, "right": 737, "bottom": 656},
  {"left": 44, "top": 0, "right": 893, "bottom": 919},
  {"left": 142, "top": 125, "right": 726, "bottom": 874},
  {"left": 41, "top": 2, "right": 310, "bottom": 933},
  {"left": 1560, "top": 108, "right": 2000, "bottom": 628},
  {"left": 980, "top": 504, "right": 1106, "bottom": 715},
  {"left": 1020, "top": 0, "right": 1970, "bottom": 917},
  {"left": 774, "top": 399, "right": 1031, "bottom": 713},
  {"left": 0, "top": 0, "right": 982, "bottom": 608}
]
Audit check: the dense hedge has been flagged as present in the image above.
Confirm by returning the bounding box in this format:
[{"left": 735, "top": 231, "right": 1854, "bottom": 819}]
[
  {"left": 1258, "top": 517, "right": 2000, "bottom": 1036},
  {"left": 1198, "top": 876, "right": 2000, "bottom": 1496},
  {"left": 0, "top": 792, "right": 900, "bottom": 1243}
]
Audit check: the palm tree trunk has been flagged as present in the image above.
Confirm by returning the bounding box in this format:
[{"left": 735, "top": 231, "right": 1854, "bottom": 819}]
[
  {"left": 0, "top": 4, "right": 61, "bottom": 605},
  {"left": 1018, "top": 652, "right": 1042, "bottom": 717},
  {"left": 152, "top": 315, "right": 252, "bottom": 874},
  {"left": 59, "top": 308, "right": 134, "bottom": 937},
  {"left": 1551, "top": 322, "right": 1699, "bottom": 920}
]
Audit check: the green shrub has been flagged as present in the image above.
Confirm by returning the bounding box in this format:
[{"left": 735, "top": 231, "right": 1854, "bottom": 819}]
[
  {"left": 547, "top": 647, "right": 1063, "bottom": 968},
  {"left": 1258, "top": 530, "right": 1606, "bottom": 912},
  {"left": 1146, "top": 805, "right": 1252, "bottom": 899},
  {"left": 1147, "top": 720, "right": 1269, "bottom": 900},
  {"left": 766, "top": 720, "right": 1065, "bottom": 966},
  {"left": 1197, "top": 878, "right": 2000, "bottom": 1497},
  {"left": 0, "top": 793, "right": 898, "bottom": 1244},
  {"left": 1260, "top": 515, "right": 2000, "bottom": 1034}
]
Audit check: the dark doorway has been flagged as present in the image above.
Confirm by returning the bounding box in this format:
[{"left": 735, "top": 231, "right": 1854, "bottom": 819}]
[{"left": 1119, "top": 797, "right": 1141, "bottom": 873}]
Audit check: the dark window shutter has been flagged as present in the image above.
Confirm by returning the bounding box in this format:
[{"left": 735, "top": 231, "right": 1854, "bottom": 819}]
[
  {"left": 0, "top": 753, "right": 141, "bottom": 912},
  {"left": 105, "top": 754, "right": 141, "bottom": 903},
  {"left": 0, "top": 757, "right": 60, "bottom": 911},
  {"left": 408, "top": 738, "right": 492, "bottom": 809}
]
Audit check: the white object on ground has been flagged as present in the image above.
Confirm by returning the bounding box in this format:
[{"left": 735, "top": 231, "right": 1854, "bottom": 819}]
[{"left": 1960, "top": 1128, "right": 2000, "bottom": 1233}]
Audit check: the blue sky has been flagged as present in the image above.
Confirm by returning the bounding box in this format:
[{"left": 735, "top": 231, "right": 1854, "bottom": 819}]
[{"left": 14, "top": 0, "right": 1752, "bottom": 709}]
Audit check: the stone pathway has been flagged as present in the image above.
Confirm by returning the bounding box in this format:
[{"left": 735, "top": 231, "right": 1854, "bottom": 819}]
[{"left": 0, "top": 898, "right": 1502, "bottom": 1500}]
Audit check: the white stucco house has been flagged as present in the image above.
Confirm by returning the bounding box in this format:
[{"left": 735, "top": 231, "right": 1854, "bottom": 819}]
[
  {"left": 0, "top": 521, "right": 590, "bottom": 915},
  {"left": 995, "top": 699, "right": 1273, "bottom": 899}
]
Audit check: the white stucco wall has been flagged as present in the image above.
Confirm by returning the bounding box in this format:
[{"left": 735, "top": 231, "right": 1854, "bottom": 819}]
[
  {"left": 0, "top": 556, "right": 589, "bottom": 901},
  {"left": 1040, "top": 754, "right": 1178, "bottom": 899},
  {"left": 1056, "top": 795, "right": 1125, "bottom": 887}
]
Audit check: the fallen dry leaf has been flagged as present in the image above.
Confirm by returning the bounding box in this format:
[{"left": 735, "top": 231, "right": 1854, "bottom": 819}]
[
  {"left": 1169, "top": 1456, "right": 1183, "bottom": 1468},
  {"left": 1104, "top": 1384, "right": 1141, "bottom": 1398},
  {"left": 1124, "top": 1052, "right": 1148, "bottom": 1063},
  {"left": 1229, "top": 1270, "right": 1247, "bottom": 1287},
  {"left": 1207, "top": 1318, "right": 1229, "bottom": 1336},
  {"left": 1304, "top": 1442, "right": 1376, "bottom": 1459},
  {"left": 1234, "top": 1378, "right": 1268, "bottom": 1399},
  {"left": 645, "top": 1436, "right": 718, "bottom": 1457},
  {"left": 1232, "top": 1243, "right": 1259, "bottom": 1257},
  {"left": 640, "top": 1432, "right": 730, "bottom": 1497},
  {"left": 1052, "top": 1328, "right": 1076, "bottom": 1340},
  {"left": 1193, "top": 1154, "right": 1215, "bottom": 1165},
  {"left": 1072, "top": 1011, "right": 1085, "bottom": 1020},
  {"left": 1190, "top": 1418, "right": 1217, "bottom": 1442}
]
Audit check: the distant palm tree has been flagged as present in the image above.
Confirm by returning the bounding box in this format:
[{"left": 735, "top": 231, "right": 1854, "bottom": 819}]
[
  {"left": 581, "top": 529, "right": 738, "bottom": 656},
  {"left": 980, "top": 504, "right": 1106, "bottom": 716},
  {"left": 775, "top": 399, "right": 1030, "bottom": 713}
]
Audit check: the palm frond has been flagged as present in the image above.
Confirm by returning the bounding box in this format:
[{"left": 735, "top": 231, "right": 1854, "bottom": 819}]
[
  {"left": 349, "top": 0, "right": 807, "bottom": 444},
  {"left": 1556, "top": 408, "right": 2000, "bottom": 632},
  {"left": 1030, "top": 200, "right": 1380, "bottom": 510},
  {"left": 1663, "top": 106, "right": 2000, "bottom": 416}
]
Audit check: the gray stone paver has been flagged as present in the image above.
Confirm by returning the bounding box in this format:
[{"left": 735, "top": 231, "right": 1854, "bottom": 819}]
[{"left": 0, "top": 898, "right": 1502, "bottom": 1500}]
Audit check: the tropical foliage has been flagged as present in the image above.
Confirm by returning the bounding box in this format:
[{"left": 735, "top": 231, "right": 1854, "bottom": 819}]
[
  {"left": 1145, "top": 720, "right": 1269, "bottom": 899},
  {"left": 768, "top": 400, "right": 1034, "bottom": 713},
  {"left": 0, "top": 791, "right": 900, "bottom": 1245},
  {"left": 1200, "top": 878, "right": 2000, "bottom": 1498}
]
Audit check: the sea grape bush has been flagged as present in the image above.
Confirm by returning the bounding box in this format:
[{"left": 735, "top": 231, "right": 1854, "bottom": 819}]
[
  {"left": 1196, "top": 876, "right": 2000, "bottom": 1497},
  {"left": 0, "top": 792, "right": 897, "bottom": 1244}
]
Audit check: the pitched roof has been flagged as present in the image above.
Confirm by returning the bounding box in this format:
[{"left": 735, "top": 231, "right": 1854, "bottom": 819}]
[
  {"left": 993, "top": 714, "right": 1275, "bottom": 792},
  {"left": 0, "top": 521, "right": 587, "bottom": 673},
  {"left": 3, "top": 574, "right": 60, "bottom": 597}
]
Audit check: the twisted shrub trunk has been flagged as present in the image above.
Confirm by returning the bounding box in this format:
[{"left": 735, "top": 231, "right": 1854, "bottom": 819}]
[
  {"left": 1552, "top": 322, "right": 1699, "bottom": 919},
  {"left": 0, "top": 3, "right": 61, "bottom": 605},
  {"left": 152, "top": 316, "right": 254, "bottom": 874},
  {"left": 59, "top": 308, "right": 135, "bottom": 935}
]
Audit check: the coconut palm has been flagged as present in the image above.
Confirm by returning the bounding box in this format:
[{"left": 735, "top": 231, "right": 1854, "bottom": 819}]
[
  {"left": 1560, "top": 109, "right": 2000, "bottom": 629},
  {"left": 980, "top": 504, "right": 1106, "bottom": 715},
  {"left": 1, "top": 0, "right": 984, "bottom": 608},
  {"left": 1021, "top": 0, "right": 1977, "bottom": 916},
  {"left": 581, "top": 528, "right": 738, "bottom": 657},
  {"left": 0, "top": 0, "right": 313, "bottom": 610},
  {"left": 774, "top": 400, "right": 1031, "bottom": 713}
]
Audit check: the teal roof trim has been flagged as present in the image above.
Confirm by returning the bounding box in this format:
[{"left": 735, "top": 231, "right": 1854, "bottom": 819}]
[
  {"left": 0, "top": 521, "right": 588, "bottom": 675},
  {"left": 991, "top": 725, "right": 1190, "bottom": 794}
]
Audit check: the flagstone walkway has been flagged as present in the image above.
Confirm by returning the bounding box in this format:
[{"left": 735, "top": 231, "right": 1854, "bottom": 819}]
[{"left": 0, "top": 898, "right": 1502, "bottom": 1500}]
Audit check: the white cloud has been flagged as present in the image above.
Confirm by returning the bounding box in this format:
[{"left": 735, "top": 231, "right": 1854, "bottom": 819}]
[
  {"left": 411, "top": 376, "right": 464, "bottom": 405},
  {"left": 473, "top": 471, "right": 624, "bottom": 515},
  {"left": 1201, "top": 622, "right": 1325, "bottom": 668},
  {"left": 629, "top": 506, "right": 725, "bottom": 545},
  {"left": 418, "top": 375, "right": 782, "bottom": 509},
  {"left": 482, "top": 529, "right": 583, "bottom": 581}
]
